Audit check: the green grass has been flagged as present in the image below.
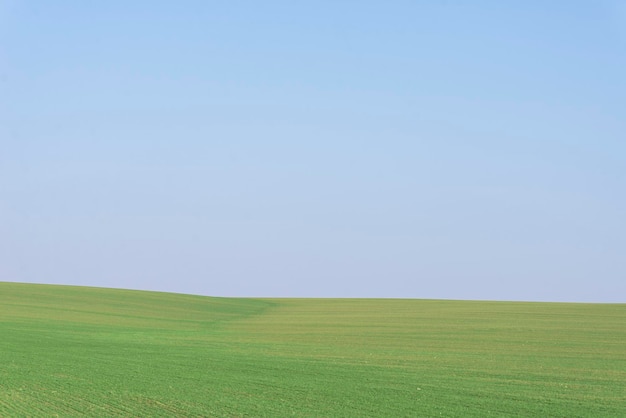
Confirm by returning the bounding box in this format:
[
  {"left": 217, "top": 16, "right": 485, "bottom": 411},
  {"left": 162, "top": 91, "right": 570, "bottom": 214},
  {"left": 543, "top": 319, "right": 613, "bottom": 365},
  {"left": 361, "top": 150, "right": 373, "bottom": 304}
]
[{"left": 1, "top": 282, "right": 624, "bottom": 416}]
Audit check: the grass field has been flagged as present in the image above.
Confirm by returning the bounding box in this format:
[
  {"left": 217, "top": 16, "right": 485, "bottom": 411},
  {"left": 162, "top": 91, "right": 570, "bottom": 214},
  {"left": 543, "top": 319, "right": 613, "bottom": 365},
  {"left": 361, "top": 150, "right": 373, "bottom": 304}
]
[{"left": 0, "top": 282, "right": 624, "bottom": 416}]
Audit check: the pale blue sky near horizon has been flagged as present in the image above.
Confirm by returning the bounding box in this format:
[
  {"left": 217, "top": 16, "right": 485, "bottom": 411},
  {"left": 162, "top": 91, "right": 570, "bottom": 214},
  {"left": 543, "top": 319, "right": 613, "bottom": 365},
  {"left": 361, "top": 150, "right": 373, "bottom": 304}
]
[{"left": 1, "top": 1, "right": 625, "bottom": 301}]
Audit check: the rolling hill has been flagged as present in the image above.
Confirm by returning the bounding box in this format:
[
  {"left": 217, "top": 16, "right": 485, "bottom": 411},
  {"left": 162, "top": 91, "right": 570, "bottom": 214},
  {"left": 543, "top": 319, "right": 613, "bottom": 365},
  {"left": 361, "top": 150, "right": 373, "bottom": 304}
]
[{"left": 1, "top": 282, "right": 624, "bottom": 416}]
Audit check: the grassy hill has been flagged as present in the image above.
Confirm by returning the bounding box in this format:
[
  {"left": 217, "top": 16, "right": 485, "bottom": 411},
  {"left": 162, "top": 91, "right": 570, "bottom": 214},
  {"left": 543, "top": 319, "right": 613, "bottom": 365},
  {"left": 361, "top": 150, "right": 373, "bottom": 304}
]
[{"left": 1, "top": 282, "right": 624, "bottom": 416}]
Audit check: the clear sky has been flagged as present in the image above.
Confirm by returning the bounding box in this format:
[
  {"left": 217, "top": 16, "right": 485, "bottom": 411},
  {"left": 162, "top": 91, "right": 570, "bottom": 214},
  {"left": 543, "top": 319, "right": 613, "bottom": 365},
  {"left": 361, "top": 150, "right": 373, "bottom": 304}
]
[{"left": 1, "top": 1, "right": 625, "bottom": 301}]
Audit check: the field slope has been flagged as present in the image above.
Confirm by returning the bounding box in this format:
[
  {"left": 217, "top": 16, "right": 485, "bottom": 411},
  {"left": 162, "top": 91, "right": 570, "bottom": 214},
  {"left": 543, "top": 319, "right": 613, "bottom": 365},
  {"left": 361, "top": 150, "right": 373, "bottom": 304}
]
[{"left": 1, "top": 282, "right": 624, "bottom": 416}]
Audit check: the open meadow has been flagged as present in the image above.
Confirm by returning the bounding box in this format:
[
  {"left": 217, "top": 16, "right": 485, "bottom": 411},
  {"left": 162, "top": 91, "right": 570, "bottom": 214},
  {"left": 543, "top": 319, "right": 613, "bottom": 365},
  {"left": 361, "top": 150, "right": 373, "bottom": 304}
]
[{"left": 1, "top": 282, "right": 624, "bottom": 416}]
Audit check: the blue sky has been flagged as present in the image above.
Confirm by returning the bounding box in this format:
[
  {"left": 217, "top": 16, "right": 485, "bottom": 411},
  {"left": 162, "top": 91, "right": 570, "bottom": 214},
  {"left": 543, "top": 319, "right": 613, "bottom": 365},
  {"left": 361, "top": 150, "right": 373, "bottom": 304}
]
[{"left": 1, "top": 1, "right": 625, "bottom": 301}]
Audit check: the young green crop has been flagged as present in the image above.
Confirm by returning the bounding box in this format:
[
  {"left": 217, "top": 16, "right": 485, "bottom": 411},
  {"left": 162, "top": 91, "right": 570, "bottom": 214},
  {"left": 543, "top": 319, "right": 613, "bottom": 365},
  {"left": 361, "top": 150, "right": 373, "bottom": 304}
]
[{"left": 1, "top": 282, "right": 624, "bottom": 416}]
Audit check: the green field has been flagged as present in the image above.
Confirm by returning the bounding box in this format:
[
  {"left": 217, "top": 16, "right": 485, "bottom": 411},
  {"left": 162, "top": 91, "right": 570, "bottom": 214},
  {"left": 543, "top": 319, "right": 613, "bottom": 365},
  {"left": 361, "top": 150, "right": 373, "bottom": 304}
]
[{"left": 0, "top": 282, "right": 624, "bottom": 416}]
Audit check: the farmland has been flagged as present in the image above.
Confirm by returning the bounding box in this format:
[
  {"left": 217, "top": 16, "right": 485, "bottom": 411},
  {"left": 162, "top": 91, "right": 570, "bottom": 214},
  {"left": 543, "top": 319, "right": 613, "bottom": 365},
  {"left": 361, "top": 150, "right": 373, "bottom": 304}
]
[{"left": 0, "top": 281, "right": 624, "bottom": 416}]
